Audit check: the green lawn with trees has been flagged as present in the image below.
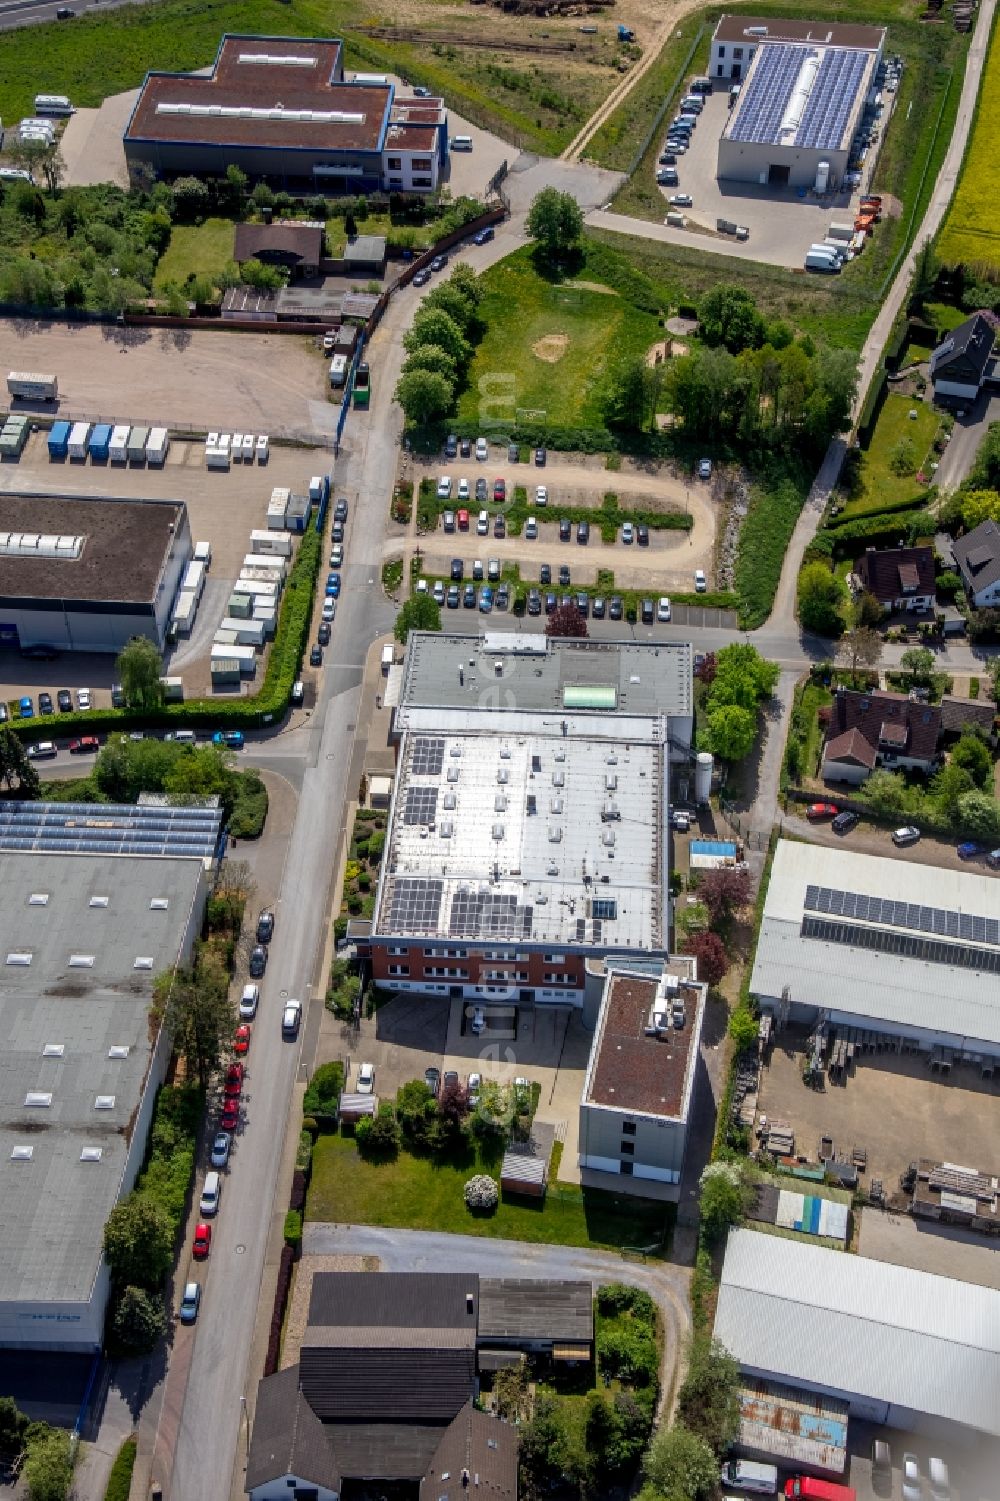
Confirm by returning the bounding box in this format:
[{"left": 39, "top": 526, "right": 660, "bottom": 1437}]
[{"left": 152, "top": 215, "right": 240, "bottom": 291}]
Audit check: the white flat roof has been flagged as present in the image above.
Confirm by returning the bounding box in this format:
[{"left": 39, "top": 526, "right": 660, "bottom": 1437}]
[
  {"left": 750, "top": 841, "right": 1000, "bottom": 1048},
  {"left": 374, "top": 727, "right": 667, "bottom": 950},
  {"left": 715, "top": 1228, "right": 1000, "bottom": 1436}
]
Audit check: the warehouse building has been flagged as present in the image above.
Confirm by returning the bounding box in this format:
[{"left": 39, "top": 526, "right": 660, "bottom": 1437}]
[
  {"left": 124, "top": 35, "right": 448, "bottom": 193},
  {"left": 713, "top": 16, "right": 884, "bottom": 189},
  {"left": 715, "top": 1228, "right": 1000, "bottom": 1437},
  {"left": 355, "top": 632, "right": 693, "bottom": 1005},
  {"left": 0, "top": 494, "right": 191, "bottom": 653},
  {"left": 750, "top": 840, "right": 1000, "bottom": 1061},
  {"left": 578, "top": 960, "right": 706, "bottom": 1196},
  {"left": 0, "top": 803, "right": 221, "bottom": 1351}
]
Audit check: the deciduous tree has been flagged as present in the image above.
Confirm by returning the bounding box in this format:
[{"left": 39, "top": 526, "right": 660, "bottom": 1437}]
[
  {"left": 698, "top": 285, "right": 765, "bottom": 354},
  {"left": 642, "top": 1425, "right": 718, "bottom": 1501},
  {"left": 0, "top": 726, "right": 40, "bottom": 796},
  {"left": 702, "top": 702, "right": 756, "bottom": 761},
  {"left": 682, "top": 930, "right": 728, "bottom": 987},
  {"left": 152, "top": 964, "right": 235, "bottom": 1089},
  {"left": 951, "top": 732, "right": 993, "bottom": 789},
  {"left": 116, "top": 636, "right": 163, "bottom": 711},
  {"left": 837, "top": 624, "right": 882, "bottom": 682},
  {"left": 699, "top": 867, "right": 751, "bottom": 927},
  {"left": 103, "top": 1194, "right": 173, "bottom": 1289},
  {"left": 403, "top": 307, "right": 470, "bottom": 367},
  {"left": 676, "top": 1337, "right": 741, "bottom": 1452},
  {"left": 112, "top": 1285, "right": 167, "bottom": 1352},
  {"left": 900, "top": 645, "right": 935, "bottom": 686},
  {"left": 395, "top": 594, "right": 442, "bottom": 643},
  {"left": 394, "top": 368, "right": 454, "bottom": 427},
  {"left": 798, "top": 561, "right": 847, "bottom": 635},
  {"left": 526, "top": 187, "right": 583, "bottom": 263},
  {"left": 546, "top": 601, "right": 587, "bottom": 638}
]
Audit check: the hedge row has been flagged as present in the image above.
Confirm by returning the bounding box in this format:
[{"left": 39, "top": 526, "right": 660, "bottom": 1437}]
[
  {"left": 136, "top": 1084, "right": 203, "bottom": 1239},
  {"left": 807, "top": 507, "right": 936, "bottom": 559},
  {"left": 264, "top": 1245, "right": 296, "bottom": 1377},
  {"left": 6, "top": 529, "right": 321, "bottom": 743},
  {"left": 103, "top": 1438, "right": 137, "bottom": 1501}
]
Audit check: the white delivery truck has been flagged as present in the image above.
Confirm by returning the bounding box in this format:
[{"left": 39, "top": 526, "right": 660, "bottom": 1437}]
[
  {"left": 7, "top": 371, "right": 57, "bottom": 401},
  {"left": 805, "top": 250, "right": 841, "bottom": 273},
  {"left": 171, "top": 591, "right": 198, "bottom": 634}
]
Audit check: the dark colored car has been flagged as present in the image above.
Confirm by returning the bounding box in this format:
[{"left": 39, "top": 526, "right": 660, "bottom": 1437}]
[
  {"left": 57, "top": 689, "right": 73, "bottom": 712},
  {"left": 68, "top": 736, "right": 100, "bottom": 754},
  {"left": 508, "top": 442, "right": 519, "bottom": 462},
  {"left": 558, "top": 564, "right": 571, "bottom": 586},
  {"left": 318, "top": 621, "right": 331, "bottom": 645},
  {"left": 447, "top": 585, "right": 460, "bottom": 608},
  {"left": 540, "top": 563, "right": 552, "bottom": 585},
  {"left": 249, "top": 945, "right": 267, "bottom": 978},
  {"left": 475, "top": 477, "right": 488, "bottom": 503},
  {"left": 334, "top": 497, "right": 349, "bottom": 522},
  {"left": 463, "top": 584, "right": 476, "bottom": 608},
  {"left": 430, "top": 254, "right": 448, "bottom": 272},
  {"left": 577, "top": 521, "right": 589, "bottom": 545},
  {"left": 495, "top": 584, "right": 509, "bottom": 611},
  {"left": 527, "top": 588, "right": 542, "bottom": 615},
  {"left": 473, "top": 226, "right": 495, "bottom": 245},
  {"left": 460, "top": 437, "right": 471, "bottom": 458},
  {"left": 641, "top": 598, "right": 654, "bottom": 623},
  {"left": 451, "top": 558, "right": 464, "bottom": 581},
  {"left": 609, "top": 595, "right": 624, "bottom": 620},
  {"left": 493, "top": 478, "right": 506, "bottom": 502},
  {"left": 559, "top": 518, "right": 571, "bottom": 541},
  {"left": 38, "top": 692, "right": 53, "bottom": 715},
  {"left": 331, "top": 520, "right": 345, "bottom": 543},
  {"left": 412, "top": 268, "right": 430, "bottom": 287},
  {"left": 637, "top": 523, "right": 650, "bottom": 545},
  {"left": 256, "top": 911, "right": 275, "bottom": 944},
  {"left": 545, "top": 592, "right": 557, "bottom": 614},
  {"left": 535, "top": 447, "right": 546, "bottom": 466},
  {"left": 310, "top": 644, "right": 323, "bottom": 667},
  {"left": 832, "top": 811, "right": 859, "bottom": 835},
  {"left": 424, "top": 1066, "right": 441, "bottom": 1097},
  {"left": 445, "top": 435, "right": 458, "bottom": 458},
  {"left": 493, "top": 515, "right": 506, "bottom": 537},
  {"left": 576, "top": 593, "right": 589, "bottom": 617},
  {"left": 659, "top": 152, "right": 677, "bottom": 165},
  {"left": 592, "top": 596, "right": 606, "bottom": 618},
  {"left": 958, "top": 841, "right": 984, "bottom": 860}
]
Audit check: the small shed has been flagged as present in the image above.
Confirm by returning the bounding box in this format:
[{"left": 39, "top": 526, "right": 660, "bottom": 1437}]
[
  {"left": 339, "top": 1092, "right": 377, "bottom": 1124},
  {"left": 368, "top": 774, "right": 394, "bottom": 810},
  {"left": 500, "top": 1120, "right": 555, "bottom": 1199},
  {"left": 344, "top": 235, "right": 387, "bottom": 273}
]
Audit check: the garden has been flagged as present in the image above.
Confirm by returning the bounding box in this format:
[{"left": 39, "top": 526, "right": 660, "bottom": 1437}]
[
  {"left": 838, "top": 393, "right": 943, "bottom": 518},
  {"left": 330, "top": 808, "right": 386, "bottom": 951}
]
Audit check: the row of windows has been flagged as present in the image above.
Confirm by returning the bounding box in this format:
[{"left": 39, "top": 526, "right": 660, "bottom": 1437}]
[
  {"left": 385, "top": 157, "right": 433, "bottom": 170},
  {"left": 483, "top": 970, "right": 528, "bottom": 982},
  {"left": 544, "top": 972, "right": 575, "bottom": 985}
]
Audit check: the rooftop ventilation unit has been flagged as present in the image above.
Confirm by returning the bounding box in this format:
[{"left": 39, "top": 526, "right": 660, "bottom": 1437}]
[
  {"left": 25, "top": 1092, "right": 52, "bottom": 1107},
  {"left": 552, "top": 771, "right": 565, "bottom": 788},
  {"left": 497, "top": 768, "right": 509, "bottom": 785},
  {"left": 89, "top": 896, "right": 109, "bottom": 908},
  {"left": 7, "top": 952, "right": 31, "bottom": 966},
  {"left": 548, "top": 827, "right": 563, "bottom": 843},
  {"left": 237, "top": 51, "right": 318, "bottom": 65},
  {"left": 28, "top": 893, "right": 49, "bottom": 906},
  {"left": 133, "top": 957, "right": 154, "bottom": 970},
  {"left": 94, "top": 1095, "right": 115, "bottom": 1110},
  {"left": 150, "top": 897, "right": 169, "bottom": 910},
  {"left": 42, "top": 1044, "right": 65, "bottom": 1057},
  {"left": 0, "top": 532, "right": 84, "bottom": 559},
  {"left": 492, "top": 824, "right": 505, "bottom": 841},
  {"left": 108, "top": 1046, "right": 130, "bottom": 1059},
  {"left": 440, "top": 822, "right": 453, "bottom": 839},
  {"left": 69, "top": 954, "right": 95, "bottom": 967},
  {"left": 443, "top": 792, "right": 457, "bottom": 810},
  {"left": 11, "top": 1145, "right": 33, "bottom": 1160},
  {"left": 80, "top": 1147, "right": 103, "bottom": 1162},
  {"left": 495, "top": 794, "right": 507, "bottom": 812}
]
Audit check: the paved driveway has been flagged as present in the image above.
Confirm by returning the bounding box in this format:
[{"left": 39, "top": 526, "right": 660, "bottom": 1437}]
[
  {"left": 933, "top": 388, "right": 1000, "bottom": 492},
  {"left": 304, "top": 1224, "right": 692, "bottom": 1417}
]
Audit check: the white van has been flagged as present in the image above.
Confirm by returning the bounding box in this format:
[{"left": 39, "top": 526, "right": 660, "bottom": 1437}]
[
  {"left": 450, "top": 134, "right": 473, "bottom": 151},
  {"left": 199, "top": 1171, "right": 222, "bottom": 1217},
  {"left": 381, "top": 644, "right": 395, "bottom": 673},
  {"left": 720, "top": 1459, "right": 778, "bottom": 1495}
]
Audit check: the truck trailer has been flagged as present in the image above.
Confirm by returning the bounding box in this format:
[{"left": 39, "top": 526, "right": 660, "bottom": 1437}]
[{"left": 7, "top": 371, "right": 57, "bottom": 401}]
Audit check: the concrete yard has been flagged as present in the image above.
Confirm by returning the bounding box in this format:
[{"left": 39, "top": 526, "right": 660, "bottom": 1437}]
[
  {"left": 0, "top": 321, "right": 332, "bottom": 439},
  {"left": 859, "top": 1206, "right": 1000, "bottom": 1289},
  {"left": 59, "top": 89, "right": 138, "bottom": 189},
  {"left": 757, "top": 1024, "right": 1000, "bottom": 1194}
]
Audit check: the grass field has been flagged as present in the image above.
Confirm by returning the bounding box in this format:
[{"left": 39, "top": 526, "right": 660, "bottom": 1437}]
[
  {"left": 455, "top": 245, "right": 661, "bottom": 430},
  {"left": 153, "top": 217, "right": 235, "bottom": 290},
  {"left": 845, "top": 394, "right": 938, "bottom": 516},
  {"left": 938, "top": 7, "right": 1000, "bottom": 272},
  {"left": 585, "top": 12, "right": 707, "bottom": 173},
  {"left": 306, "top": 1131, "right": 673, "bottom": 1252}
]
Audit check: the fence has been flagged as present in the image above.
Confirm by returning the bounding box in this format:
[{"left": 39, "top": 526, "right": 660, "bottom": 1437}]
[{"left": 627, "top": 24, "right": 706, "bottom": 178}]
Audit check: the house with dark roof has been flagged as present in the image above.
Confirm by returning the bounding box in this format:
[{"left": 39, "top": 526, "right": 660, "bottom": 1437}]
[
  {"left": 247, "top": 1271, "right": 594, "bottom": 1500},
  {"left": 953, "top": 519, "right": 1000, "bottom": 610},
  {"left": 234, "top": 220, "right": 324, "bottom": 275},
  {"left": 853, "top": 545, "right": 936, "bottom": 615},
  {"left": 822, "top": 688, "right": 942, "bottom": 785},
  {"left": 929, "top": 312, "right": 997, "bottom": 403},
  {"left": 939, "top": 695, "right": 997, "bottom": 742}
]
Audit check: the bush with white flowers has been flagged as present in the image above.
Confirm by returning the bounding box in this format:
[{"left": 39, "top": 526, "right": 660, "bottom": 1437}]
[{"left": 464, "top": 1174, "right": 499, "bottom": 1212}]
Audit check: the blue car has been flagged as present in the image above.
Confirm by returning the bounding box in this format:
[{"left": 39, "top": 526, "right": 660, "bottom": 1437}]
[
  {"left": 479, "top": 586, "right": 493, "bottom": 612},
  {"left": 958, "top": 841, "right": 983, "bottom": 860},
  {"left": 213, "top": 730, "right": 244, "bottom": 749},
  {"left": 473, "top": 226, "right": 495, "bottom": 245},
  {"left": 18, "top": 696, "right": 33, "bottom": 719},
  {"left": 325, "top": 572, "right": 341, "bottom": 597}
]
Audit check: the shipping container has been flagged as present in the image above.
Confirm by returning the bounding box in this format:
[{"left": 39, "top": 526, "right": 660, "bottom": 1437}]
[
  {"left": 238, "top": 573, "right": 282, "bottom": 597},
  {"left": 242, "top": 551, "right": 287, "bottom": 576},
  {"left": 206, "top": 445, "right": 230, "bottom": 470},
  {"left": 193, "top": 540, "right": 212, "bottom": 565},
  {"left": 88, "top": 423, "right": 112, "bottom": 461},
  {"left": 267, "top": 486, "right": 290, "bottom": 529},
  {"left": 256, "top": 434, "right": 269, "bottom": 463},
  {"left": 8, "top": 371, "right": 57, "bottom": 401},
  {"left": 34, "top": 94, "right": 73, "bottom": 114},
  {"left": 329, "top": 354, "right": 348, "bottom": 388},
  {"left": 212, "top": 643, "right": 257, "bottom": 672},
  {"left": 228, "top": 592, "right": 252, "bottom": 619},
  {"left": 218, "top": 617, "right": 265, "bottom": 646},
  {"left": 0, "top": 417, "right": 29, "bottom": 457},
  {"left": 217, "top": 433, "right": 231, "bottom": 454},
  {"left": 252, "top": 603, "right": 276, "bottom": 633},
  {"left": 127, "top": 425, "right": 148, "bottom": 461},
  {"left": 181, "top": 559, "right": 206, "bottom": 600},
  {"left": 249, "top": 529, "right": 292, "bottom": 557},
  {"left": 67, "top": 421, "right": 91, "bottom": 459},
  {"left": 47, "top": 420, "right": 71, "bottom": 458},
  {"left": 109, "top": 424, "right": 130, "bottom": 462},
  {"left": 171, "top": 591, "right": 198, "bottom": 633},
  {"left": 213, "top": 629, "right": 239, "bottom": 647},
  {"left": 210, "top": 657, "right": 242, "bottom": 686},
  {"left": 231, "top": 432, "right": 245, "bottom": 463},
  {"left": 241, "top": 433, "right": 255, "bottom": 462},
  {"left": 146, "top": 427, "right": 169, "bottom": 465},
  {"left": 158, "top": 676, "right": 184, "bottom": 702},
  {"left": 285, "top": 491, "right": 312, "bottom": 532}
]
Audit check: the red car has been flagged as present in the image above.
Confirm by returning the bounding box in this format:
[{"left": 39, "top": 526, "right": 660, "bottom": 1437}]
[
  {"left": 219, "top": 1099, "right": 239, "bottom": 1131},
  {"left": 493, "top": 478, "right": 506, "bottom": 502},
  {"left": 233, "top": 1024, "right": 252, "bottom": 1056},
  {"left": 192, "top": 1221, "right": 212, "bottom": 1260},
  {"left": 224, "top": 1062, "right": 244, "bottom": 1097},
  {"left": 68, "top": 736, "right": 100, "bottom": 754},
  {"left": 806, "top": 802, "right": 839, "bottom": 821},
  {"left": 456, "top": 508, "right": 469, "bottom": 530}
]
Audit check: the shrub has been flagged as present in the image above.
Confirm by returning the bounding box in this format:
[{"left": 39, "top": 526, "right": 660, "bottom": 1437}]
[
  {"left": 464, "top": 1174, "right": 499, "bottom": 1211},
  {"left": 24, "top": 1428, "right": 73, "bottom": 1501},
  {"left": 728, "top": 1004, "right": 759, "bottom": 1052},
  {"left": 111, "top": 1285, "right": 167, "bottom": 1353},
  {"left": 103, "top": 1438, "right": 137, "bottom": 1501},
  {"left": 356, "top": 1101, "right": 402, "bottom": 1157},
  {"left": 597, "top": 1326, "right": 658, "bottom": 1386},
  {"left": 295, "top": 1130, "right": 314, "bottom": 1173},
  {"left": 283, "top": 1210, "right": 302, "bottom": 1251},
  {"left": 302, "top": 1061, "right": 345, "bottom": 1123},
  {"left": 596, "top": 1283, "right": 657, "bottom": 1325},
  {"left": 264, "top": 1246, "right": 295, "bottom": 1376}
]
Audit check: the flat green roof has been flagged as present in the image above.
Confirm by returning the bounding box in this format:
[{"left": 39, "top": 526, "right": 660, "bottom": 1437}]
[{"left": 562, "top": 684, "right": 617, "bottom": 710}]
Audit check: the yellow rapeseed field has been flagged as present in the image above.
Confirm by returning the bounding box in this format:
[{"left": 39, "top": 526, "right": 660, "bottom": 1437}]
[{"left": 938, "top": 22, "right": 1000, "bottom": 273}]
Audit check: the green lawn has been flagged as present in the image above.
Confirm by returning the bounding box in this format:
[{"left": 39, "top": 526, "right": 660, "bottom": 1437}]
[
  {"left": 154, "top": 217, "right": 237, "bottom": 290},
  {"left": 307, "top": 1131, "right": 673, "bottom": 1252},
  {"left": 845, "top": 394, "right": 939, "bottom": 516},
  {"left": 456, "top": 246, "right": 661, "bottom": 430}
]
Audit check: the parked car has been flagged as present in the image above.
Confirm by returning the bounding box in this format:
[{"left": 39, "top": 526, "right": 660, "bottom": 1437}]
[
  {"left": 77, "top": 688, "right": 91, "bottom": 710},
  {"left": 508, "top": 442, "right": 519, "bottom": 462},
  {"left": 233, "top": 1023, "right": 252, "bottom": 1056},
  {"left": 636, "top": 524, "right": 649, "bottom": 545},
  {"left": 577, "top": 520, "right": 590, "bottom": 544},
  {"left": 457, "top": 478, "right": 470, "bottom": 501},
  {"left": 892, "top": 826, "right": 921, "bottom": 847},
  {"left": 641, "top": 598, "right": 654, "bottom": 623},
  {"left": 322, "top": 599, "right": 336, "bottom": 622},
  {"left": 559, "top": 564, "right": 571, "bottom": 586},
  {"left": 609, "top": 596, "right": 624, "bottom": 620},
  {"left": 57, "top": 689, "right": 73, "bottom": 712},
  {"left": 476, "top": 437, "right": 489, "bottom": 460},
  {"left": 224, "top": 1062, "right": 245, "bottom": 1099},
  {"left": 527, "top": 588, "right": 542, "bottom": 615},
  {"left": 657, "top": 596, "right": 672, "bottom": 622},
  {"left": 27, "top": 741, "right": 57, "bottom": 759},
  {"left": 433, "top": 580, "right": 445, "bottom": 605},
  {"left": 248, "top": 945, "right": 267, "bottom": 978},
  {"left": 460, "top": 438, "right": 471, "bottom": 458},
  {"left": 477, "top": 510, "right": 489, "bottom": 536},
  {"left": 356, "top": 1062, "right": 376, "bottom": 1094},
  {"left": 672, "top": 810, "right": 691, "bottom": 831},
  {"left": 472, "top": 226, "right": 495, "bottom": 245},
  {"left": 576, "top": 593, "right": 589, "bottom": 617},
  {"left": 621, "top": 522, "right": 634, "bottom": 544},
  {"left": 330, "top": 543, "right": 344, "bottom": 567},
  {"left": 488, "top": 558, "right": 501, "bottom": 582},
  {"left": 326, "top": 572, "right": 341, "bottom": 597},
  {"left": 437, "top": 475, "right": 452, "bottom": 499},
  {"left": 318, "top": 621, "right": 331, "bottom": 645},
  {"left": 496, "top": 584, "right": 510, "bottom": 611},
  {"left": 38, "top": 692, "right": 53, "bottom": 715},
  {"left": 210, "top": 1131, "right": 231, "bottom": 1168},
  {"left": 470, "top": 1006, "right": 486, "bottom": 1034},
  {"left": 475, "top": 477, "right": 488, "bottom": 503},
  {"left": 69, "top": 736, "right": 100, "bottom": 754},
  {"left": 334, "top": 497, "right": 349, "bottom": 522},
  {"left": 669, "top": 189, "right": 692, "bottom": 202},
  {"left": 214, "top": 730, "right": 244, "bottom": 749},
  {"left": 291, "top": 681, "right": 305, "bottom": 706},
  {"left": 179, "top": 1282, "right": 202, "bottom": 1324},
  {"left": 534, "top": 447, "right": 546, "bottom": 466},
  {"left": 536, "top": 485, "right": 548, "bottom": 506},
  {"left": 281, "top": 998, "right": 302, "bottom": 1037},
  {"left": 412, "top": 268, "right": 430, "bottom": 287},
  {"left": 443, "top": 1069, "right": 460, "bottom": 1093},
  {"left": 493, "top": 478, "right": 506, "bottom": 502},
  {"left": 451, "top": 558, "right": 464, "bottom": 581},
  {"left": 559, "top": 518, "right": 571, "bottom": 541},
  {"left": 256, "top": 910, "right": 275, "bottom": 944},
  {"left": 694, "top": 568, "right": 707, "bottom": 592},
  {"left": 657, "top": 169, "right": 679, "bottom": 186},
  {"left": 192, "top": 1222, "right": 212, "bottom": 1260},
  {"left": 424, "top": 1065, "right": 441, "bottom": 1096},
  {"left": 239, "top": 984, "right": 259, "bottom": 1019},
  {"left": 698, "top": 457, "right": 712, "bottom": 479},
  {"left": 479, "top": 586, "right": 494, "bottom": 612},
  {"left": 430, "top": 254, "right": 448, "bottom": 273},
  {"left": 832, "top": 811, "right": 859, "bottom": 835},
  {"left": 463, "top": 584, "right": 476, "bottom": 608},
  {"left": 807, "top": 802, "right": 839, "bottom": 821},
  {"left": 467, "top": 1072, "right": 482, "bottom": 1106},
  {"left": 331, "top": 520, "right": 345, "bottom": 543},
  {"left": 658, "top": 152, "right": 676, "bottom": 165},
  {"left": 493, "top": 515, "right": 506, "bottom": 537},
  {"left": 592, "top": 596, "right": 606, "bottom": 618},
  {"left": 525, "top": 517, "right": 538, "bottom": 540},
  {"left": 987, "top": 848, "right": 1000, "bottom": 869},
  {"left": 18, "top": 696, "right": 32, "bottom": 719},
  {"left": 540, "top": 563, "right": 551, "bottom": 584},
  {"left": 545, "top": 592, "right": 557, "bottom": 614},
  {"left": 199, "top": 1172, "right": 221, "bottom": 1216},
  {"left": 457, "top": 508, "right": 469, "bottom": 529},
  {"left": 447, "top": 585, "right": 460, "bottom": 608},
  {"left": 958, "top": 841, "right": 983, "bottom": 860},
  {"left": 309, "top": 644, "right": 323, "bottom": 667}
]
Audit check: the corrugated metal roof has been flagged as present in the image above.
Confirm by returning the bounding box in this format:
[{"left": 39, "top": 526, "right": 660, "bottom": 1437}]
[{"left": 715, "top": 1229, "right": 1000, "bottom": 1435}]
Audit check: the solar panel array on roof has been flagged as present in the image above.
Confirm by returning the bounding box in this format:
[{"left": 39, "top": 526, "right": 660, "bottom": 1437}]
[
  {"left": 410, "top": 737, "right": 445, "bottom": 776},
  {"left": 448, "top": 890, "right": 532, "bottom": 940},
  {"left": 403, "top": 786, "right": 438, "bottom": 826},
  {"left": 796, "top": 47, "right": 867, "bottom": 148},
  {"left": 0, "top": 800, "right": 222, "bottom": 857},
  {"left": 804, "top": 884, "right": 1000, "bottom": 946},
  {"left": 386, "top": 877, "right": 444, "bottom": 933},
  {"left": 801, "top": 915, "right": 1000, "bottom": 975},
  {"left": 731, "top": 44, "right": 803, "bottom": 143}
]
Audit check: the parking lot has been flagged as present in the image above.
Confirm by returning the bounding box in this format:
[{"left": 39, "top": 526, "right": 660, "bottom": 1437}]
[
  {"left": 757, "top": 1024, "right": 1000, "bottom": 1194},
  {"left": 0, "top": 321, "right": 330, "bottom": 439},
  {"left": 651, "top": 88, "right": 867, "bottom": 269}
]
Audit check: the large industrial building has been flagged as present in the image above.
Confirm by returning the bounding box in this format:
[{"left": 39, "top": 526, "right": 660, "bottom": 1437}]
[
  {"left": 0, "top": 801, "right": 221, "bottom": 1351},
  {"left": 712, "top": 16, "right": 884, "bottom": 189},
  {"left": 750, "top": 840, "right": 1000, "bottom": 1061},
  {"left": 715, "top": 1228, "right": 1000, "bottom": 1438},
  {"left": 578, "top": 960, "right": 706, "bottom": 1194},
  {"left": 354, "top": 632, "right": 694, "bottom": 1006},
  {"left": 125, "top": 35, "right": 448, "bottom": 194},
  {"left": 0, "top": 494, "right": 191, "bottom": 653}
]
